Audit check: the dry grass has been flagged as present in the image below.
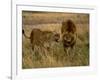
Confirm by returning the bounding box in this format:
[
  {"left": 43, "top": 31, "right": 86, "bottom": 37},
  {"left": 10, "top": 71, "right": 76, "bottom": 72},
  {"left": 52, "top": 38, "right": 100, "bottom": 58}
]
[{"left": 22, "top": 11, "right": 89, "bottom": 69}]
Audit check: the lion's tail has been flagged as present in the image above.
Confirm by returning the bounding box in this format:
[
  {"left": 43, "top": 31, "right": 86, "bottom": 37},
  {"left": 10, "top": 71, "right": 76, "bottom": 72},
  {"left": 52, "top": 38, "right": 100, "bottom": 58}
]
[{"left": 22, "top": 29, "right": 30, "bottom": 39}]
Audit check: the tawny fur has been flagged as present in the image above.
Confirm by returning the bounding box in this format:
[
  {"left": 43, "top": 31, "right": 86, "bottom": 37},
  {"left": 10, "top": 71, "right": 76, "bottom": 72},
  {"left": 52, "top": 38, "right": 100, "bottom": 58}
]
[
  {"left": 61, "top": 20, "right": 77, "bottom": 53},
  {"left": 22, "top": 29, "right": 60, "bottom": 51}
]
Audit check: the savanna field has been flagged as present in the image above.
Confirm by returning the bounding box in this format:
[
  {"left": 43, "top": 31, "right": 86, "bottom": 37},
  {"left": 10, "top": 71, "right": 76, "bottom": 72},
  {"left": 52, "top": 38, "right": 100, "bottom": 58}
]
[{"left": 22, "top": 11, "right": 89, "bottom": 69}]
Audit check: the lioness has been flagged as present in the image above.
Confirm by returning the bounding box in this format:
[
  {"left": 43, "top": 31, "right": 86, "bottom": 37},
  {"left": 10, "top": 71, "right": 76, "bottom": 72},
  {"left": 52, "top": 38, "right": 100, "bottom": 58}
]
[{"left": 22, "top": 28, "right": 60, "bottom": 51}]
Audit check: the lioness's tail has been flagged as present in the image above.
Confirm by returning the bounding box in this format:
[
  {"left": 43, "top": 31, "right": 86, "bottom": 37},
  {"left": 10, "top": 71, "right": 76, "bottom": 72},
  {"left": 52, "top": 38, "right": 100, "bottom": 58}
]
[{"left": 22, "top": 29, "right": 30, "bottom": 39}]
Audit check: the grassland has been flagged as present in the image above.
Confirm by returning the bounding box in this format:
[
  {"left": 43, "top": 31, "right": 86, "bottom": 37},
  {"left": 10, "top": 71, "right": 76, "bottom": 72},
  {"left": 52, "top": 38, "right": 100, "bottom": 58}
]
[{"left": 22, "top": 11, "right": 89, "bottom": 69}]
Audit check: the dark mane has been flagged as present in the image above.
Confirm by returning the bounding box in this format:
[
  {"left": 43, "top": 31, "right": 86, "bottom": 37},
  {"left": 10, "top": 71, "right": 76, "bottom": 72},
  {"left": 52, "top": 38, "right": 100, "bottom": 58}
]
[
  {"left": 61, "top": 19, "right": 77, "bottom": 53},
  {"left": 62, "top": 20, "right": 76, "bottom": 34},
  {"left": 67, "top": 20, "right": 76, "bottom": 33}
]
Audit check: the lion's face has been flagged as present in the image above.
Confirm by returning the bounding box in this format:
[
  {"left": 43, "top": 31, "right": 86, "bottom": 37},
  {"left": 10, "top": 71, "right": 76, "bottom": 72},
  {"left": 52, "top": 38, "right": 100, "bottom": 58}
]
[{"left": 62, "top": 32, "right": 75, "bottom": 47}]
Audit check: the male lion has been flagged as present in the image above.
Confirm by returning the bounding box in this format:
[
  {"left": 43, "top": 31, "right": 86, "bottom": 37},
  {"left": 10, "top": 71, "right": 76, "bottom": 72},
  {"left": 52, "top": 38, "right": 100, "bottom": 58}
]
[{"left": 61, "top": 20, "right": 77, "bottom": 53}]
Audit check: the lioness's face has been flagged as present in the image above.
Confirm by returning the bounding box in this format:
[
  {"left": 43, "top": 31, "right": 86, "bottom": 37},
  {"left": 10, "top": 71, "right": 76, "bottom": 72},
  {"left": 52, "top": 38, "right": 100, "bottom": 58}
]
[{"left": 53, "top": 33, "right": 60, "bottom": 42}]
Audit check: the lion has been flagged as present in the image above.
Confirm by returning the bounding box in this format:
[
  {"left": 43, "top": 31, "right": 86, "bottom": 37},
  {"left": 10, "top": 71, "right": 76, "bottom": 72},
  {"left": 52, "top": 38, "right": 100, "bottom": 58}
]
[
  {"left": 22, "top": 28, "right": 60, "bottom": 51},
  {"left": 61, "top": 20, "right": 77, "bottom": 53}
]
